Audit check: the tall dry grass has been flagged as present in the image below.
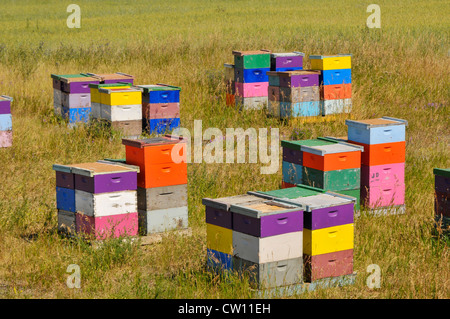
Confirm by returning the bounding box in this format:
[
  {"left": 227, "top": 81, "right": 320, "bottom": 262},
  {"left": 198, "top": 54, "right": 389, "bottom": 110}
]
[{"left": 0, "top": 0, "right": 448, "bottom": 299}]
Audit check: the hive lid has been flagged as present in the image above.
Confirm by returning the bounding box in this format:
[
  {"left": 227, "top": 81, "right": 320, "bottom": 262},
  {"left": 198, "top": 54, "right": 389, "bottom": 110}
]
[
  {"left": 0, "top": 95, "right": 13, "bottom": 102},
  {"left": 134, "top": 83, "right": 181, "bottom": 93},
  {"left": 232, "top": 50, "right": 272, "bottom": 56},
  {"left": 121, "top": 135, "right": 186, "bottom": 148},
  {"left": 88, "top": 82, "right": 132, "bottom": 89},
  {"left": 202, "top": 193, "right": 269, "bottom": 211},
  {"left": 229, "top": 199, "right": 302, "bottom": 218},
  {"left": 96, "top": 160, "right": 140, "bottom": 173},
  {"left": 248, "top": 184, "right": 325, "bottom": 200},
  {"left": 281, "top": 137, "right": 338, "bottom": 151},
  {"left": 52, "top": 163, "right": 76, "bottom": 173},
  {"left": 266, "top": 70, "right": 321, "bottom": 77},
  {"left": 100, "top": 158, "right": 127, "bottom": 164},
  {"left": 276, "top": 192, "right": 356, "bottom": 211},
  {"left": 51, "top": 73, "right": 87, "bottom": 80},
  {"left": 52, "top": 162, "right": 139, "bottom": 176},
  {"left": 300, "top": 142, "right": 364, "bottom": 155},
  {"left": 433, "top": 168, "right": 450, "bottom": 178},
  {"left": 59, "top": 75, "right": 99, "bottom": 83},
  {"left": 86, "top": 72, "right": 134, "bottom": 81},
  {"left": 309, "top": 54, "right": 352, "bottom": 59},
  {"left": 322, "top": 136, "right": 349, "bottom": 143},
  {"left": 157, "top": 83, "right": 182, "bottom": 91},
  {"left": 345, "top": 117, "right": 408, "bottom": 129},
  {"left": 98, "top": 87, "right": 140, "bottom": 94},
  {"left": 271, "top": 51, "right": 305, "bottom": 58},
  {"left": 72, "top": 162, "right": 139, "bottom": 177}
]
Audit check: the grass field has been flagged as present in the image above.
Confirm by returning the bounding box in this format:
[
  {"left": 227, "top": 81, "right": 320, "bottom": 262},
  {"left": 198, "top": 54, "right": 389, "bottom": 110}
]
[{"left": 0, "top": 0, "right": 449, "bottom": 299}]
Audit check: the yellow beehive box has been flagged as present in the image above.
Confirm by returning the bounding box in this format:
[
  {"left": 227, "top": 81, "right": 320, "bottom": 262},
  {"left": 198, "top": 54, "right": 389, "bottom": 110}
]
[
  {"left": 99, "top": 87, "right": 142, "bottom": 106},
  {"left": 206, "top": 223, "right": 233, "bottom": 255},
  {"left": 310, "top": 54, "right": 352, "bottom": 71},
  {"left": 303, "top": 223, "right": 354, "bottom": 256},
  {"left": 89, "top": 83, "right": 132, "bottom": 103}
]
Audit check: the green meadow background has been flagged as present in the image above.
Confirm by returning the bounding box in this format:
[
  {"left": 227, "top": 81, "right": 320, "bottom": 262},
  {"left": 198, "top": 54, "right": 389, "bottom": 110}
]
[{"left": 0, "top": 0, "right": 448, "bottom": 298}]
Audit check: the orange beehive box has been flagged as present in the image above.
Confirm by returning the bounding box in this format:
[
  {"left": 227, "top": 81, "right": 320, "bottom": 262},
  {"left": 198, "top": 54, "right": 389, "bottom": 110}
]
[
  {"left": 122, "top": 136, "right": 187, "bottom": 188},
  {"left": 301, "top": 143, "right": 363, "bottom": 171},
  {"left": 138, "top": 162, "right": 187, "bottom": 188},
  {"left": 350, "top": 141, "right": 406, "bottom": 166},
  {"left": 321, "top": 84, "right": 352, "bottom": 100},
  {"left": 226, "top": 93, "right": 235, "bottom": 106}
]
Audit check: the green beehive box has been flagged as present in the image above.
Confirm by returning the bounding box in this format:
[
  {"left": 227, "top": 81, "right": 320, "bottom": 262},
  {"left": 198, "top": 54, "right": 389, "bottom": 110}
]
[
  {"left": 433, "top": 168, "right": 450, "bottom": 179},
  {"left": 302, "top": 167, "right": 360, "bottom": 191},
  {"left": 233, "top": 50, "right": 271, "bottom": 69},
  {"left": 335, "top": 188, "right": 360, "bottom": 211}
]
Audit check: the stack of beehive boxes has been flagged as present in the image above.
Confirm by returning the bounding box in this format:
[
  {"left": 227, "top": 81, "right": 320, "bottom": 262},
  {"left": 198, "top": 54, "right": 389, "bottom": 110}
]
[
  {"left": 135, "top": 84, "right": 181, "bottom": 135},
  {"left": 0, "top": 95, "right": 13, "bottom": 148},
  {"left": 224, "top": 63, "right": 235, "bottom": 107},
  {"left": 267, "top": 70, "right": 321, "bottom": 119},
  {"left": 203, "top": 193, "right": 264, "bottom": 274},
  {"left": 310, "top": 54, "right": 352, "bottom": 117},
  {"left": 281, "top": 138, "right": 338, "bottom": 189},
  {"left": 300, "top": 142, "right": 363, "bottom": 212},
  {"left": 345, "top": 117, "right": 407, "bottom": 214},
  {"left": 270, "top": 52, "right": 304, "bottom": 72},
  {"left": 122, "top": 136, "right": 188, "bottom": 235},
  {"left": 434, "top": 168, "right": 449, "bottom": 233},
  {"left": 252, "top": 187, "right": 356, "bottom": 282},
  {"left": 51, "top": 73, "right": 100, "bottom": 125},
  {"left": 281, "top": 138, "right": 362, "bottom": 211},
  {"left": 89, "top": 82, "right": 132, "bottom": 120},
  {"left": 230, "top": 199, "right": 304, "bottom": 289},
  {"left": 53, "top": 161, "right": 139, "bottom": 240},
  {"left": 233, "top": 50, "right": 271, "bottom": 110},
  {"left": 96, "top": 86, "right": 143, "bottom": 138},
  {"left": 270, "top": 191, "right": 355, "bottom": 282},
  {"left": 204, "top": 186, "right": 357, "bottom": 287},
  {"left": 203, "top": 194, "right": 304, "bottom": 289}
]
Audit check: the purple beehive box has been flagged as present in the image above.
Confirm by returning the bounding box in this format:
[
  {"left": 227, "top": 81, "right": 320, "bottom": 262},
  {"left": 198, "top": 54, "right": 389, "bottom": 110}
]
[
  {"left": 0, "top": 95, "right": 12, "bottom": 114},
  {"left": 230, "top": 199, "right": 303, "bottom": 238},
  {"left": 279, "top": 70, "right": 320, "bottom": 88},
  {"left": 203, "top": 194, "right": 271, "bottom": 230},
  {"left": 60, "top": 76, "right": 100, "bottom": 94},
  {"left": 276, "top": 192, "right": 356, "bottom": 230},
  {"left": 271, "top": 52, "right": 305, "bottom": 71},
  {"left": 74, "top": 171, "right": 137, "bottom": 194},
  {"left": 53, "top": 161, "right": 140, "bottom": 195}
]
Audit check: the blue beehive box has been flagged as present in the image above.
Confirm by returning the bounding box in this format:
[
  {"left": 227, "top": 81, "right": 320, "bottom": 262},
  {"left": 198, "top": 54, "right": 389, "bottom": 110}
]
[{"left": 345, "top": 117, "right": 408, "bottom": 145}]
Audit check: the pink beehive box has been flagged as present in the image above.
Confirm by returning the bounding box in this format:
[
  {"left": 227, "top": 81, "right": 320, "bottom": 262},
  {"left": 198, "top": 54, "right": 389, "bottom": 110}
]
[
  {"left": 361, "top": 163, "right": 405, "bottom": 187},
  {"left": 235, "top": 82, "right": 269, "bottom": 98},
  {"left": 76, "top": 212, "right": 138, "bottom": 240},
  {"left": 0, "top": 131, "right": 12, "bottom": 148},
  {"left": 361, "top": 183, "right": 405, "bottom": 208}
]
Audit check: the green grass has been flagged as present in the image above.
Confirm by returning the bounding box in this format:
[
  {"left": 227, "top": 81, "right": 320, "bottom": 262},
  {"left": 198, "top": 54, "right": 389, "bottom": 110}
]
[{"left": 0, "top": 0, "right": 449, "bottom": 299}]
